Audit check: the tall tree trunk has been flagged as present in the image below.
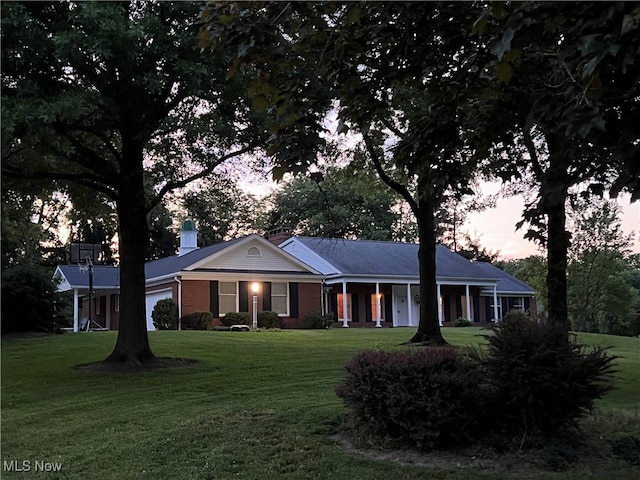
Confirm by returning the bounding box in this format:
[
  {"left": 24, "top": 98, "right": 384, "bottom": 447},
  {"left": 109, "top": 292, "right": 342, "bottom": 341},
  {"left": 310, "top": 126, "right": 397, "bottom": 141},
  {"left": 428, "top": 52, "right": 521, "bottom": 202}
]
[
  {"left": 409, "top": 192, "right": 447, "bottom": 345},
  {"left": 105, "top": 146, "right": 156, "bottom": 364},
  {"left": 542, "top": 146, "right": 571, "bottom": 332}
]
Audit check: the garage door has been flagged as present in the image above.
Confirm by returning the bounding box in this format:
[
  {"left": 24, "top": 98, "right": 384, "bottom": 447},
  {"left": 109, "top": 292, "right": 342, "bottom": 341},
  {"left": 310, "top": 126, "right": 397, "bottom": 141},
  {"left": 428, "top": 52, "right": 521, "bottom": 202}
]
[{"left": 145, "top": 289, "right": 173, "bottom": 331}]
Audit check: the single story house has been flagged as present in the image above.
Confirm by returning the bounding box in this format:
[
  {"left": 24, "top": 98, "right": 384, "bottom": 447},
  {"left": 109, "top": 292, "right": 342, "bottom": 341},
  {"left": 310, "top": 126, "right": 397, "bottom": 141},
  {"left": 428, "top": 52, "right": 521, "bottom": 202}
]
[
  {"left": 54, "top": 223, "right": 536, "bottom": 331},
  {"left": 276, "top": 234, "right": 536, "bottom": 328}
]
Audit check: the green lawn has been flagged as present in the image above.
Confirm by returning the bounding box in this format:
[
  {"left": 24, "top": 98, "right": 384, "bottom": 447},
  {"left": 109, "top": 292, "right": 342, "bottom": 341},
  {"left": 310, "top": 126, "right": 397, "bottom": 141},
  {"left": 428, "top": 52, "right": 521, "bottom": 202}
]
[{"left": 1, "top": 328, "right": 638, "bottom": 479}]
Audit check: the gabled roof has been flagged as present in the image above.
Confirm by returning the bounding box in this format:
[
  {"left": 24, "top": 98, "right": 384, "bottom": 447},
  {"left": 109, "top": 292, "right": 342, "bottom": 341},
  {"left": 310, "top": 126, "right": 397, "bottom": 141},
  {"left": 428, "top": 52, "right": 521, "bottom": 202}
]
[
  {"left": 473, "top": 262, "right": 536, "bottom": 295},
  {"left": 144, "top": 237, "right": 245, "bottom": 280},
  {"left": 54, "top": 265, "right": 120, "bottom": 292},
  {"left": 291, "top": 237, "right": 494, "bottom": 280}
]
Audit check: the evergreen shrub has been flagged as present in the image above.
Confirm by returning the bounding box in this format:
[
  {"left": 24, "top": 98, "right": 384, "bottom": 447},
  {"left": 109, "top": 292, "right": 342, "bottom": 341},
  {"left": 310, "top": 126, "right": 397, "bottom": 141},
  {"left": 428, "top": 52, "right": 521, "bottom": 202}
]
[
  {"left": 221, "top": 312, "right": 250, "bottom": 327},
  {"left": 190, "top": 311, "right": 213, "bottom": 330},
  {"left": 335, "top": 347, "right": 482, "bottom": 450},
  {"left": 258, "top": 310, "right": 279, "bottom": 329},
  {"left": 303, "top": 311, "right": 334, "bottom": 329},
  {"left": 467, "top": 318, "right": 616, "bottom": 440},
  {"left": 151, "top": 299, "right": 178, "bottom": 330}
]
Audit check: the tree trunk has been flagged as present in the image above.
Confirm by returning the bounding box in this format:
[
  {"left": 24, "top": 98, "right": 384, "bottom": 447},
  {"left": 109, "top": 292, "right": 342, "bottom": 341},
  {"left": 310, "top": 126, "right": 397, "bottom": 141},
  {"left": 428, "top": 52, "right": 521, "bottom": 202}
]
[
  {"left": 542, "top": 147, "right": 571, "bottom": 332},
  {"left": 409, "top": 192, "right": 447, "bottom": 345},
  {"left": 105, "top": 146, "right": 156, "bottom": 364}
]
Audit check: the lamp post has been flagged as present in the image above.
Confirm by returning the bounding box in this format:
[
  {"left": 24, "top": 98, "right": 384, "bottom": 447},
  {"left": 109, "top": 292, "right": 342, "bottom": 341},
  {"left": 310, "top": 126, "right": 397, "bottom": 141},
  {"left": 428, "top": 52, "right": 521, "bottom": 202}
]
[{"left": 251, "top": 282, "right": 259, "bottom": 329}]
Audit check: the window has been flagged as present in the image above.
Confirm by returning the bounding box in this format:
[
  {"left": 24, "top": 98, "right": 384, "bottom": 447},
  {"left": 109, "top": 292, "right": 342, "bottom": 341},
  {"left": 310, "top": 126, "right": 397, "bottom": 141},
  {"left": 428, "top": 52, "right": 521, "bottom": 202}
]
[
  {"left": 337, "top": 293, "right": 352, "bottom": 320},
  {"left": 271, "top": 282, "right": 288, "bottom": 315},
  {"left": 219, "top": 282, "right": 237, "bottom": 315},
  {"left": 247, "top": 246, "right": 261, "bottom": 257},
  {"left": 115, "top": 294, "right": 120, "bottom": 312},
  {"left": 370, "top": 294, "right": 384, "bottom": 321},
  {"left": 513, "top": 297, "right": 524, "bottom": 311}
]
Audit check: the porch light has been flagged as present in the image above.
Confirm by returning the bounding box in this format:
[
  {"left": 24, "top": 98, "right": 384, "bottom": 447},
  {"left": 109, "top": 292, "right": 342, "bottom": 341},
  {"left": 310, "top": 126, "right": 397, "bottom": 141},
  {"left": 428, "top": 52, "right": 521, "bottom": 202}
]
[{"left": 251, "top": 283, "right": 259, "bottom": 329}]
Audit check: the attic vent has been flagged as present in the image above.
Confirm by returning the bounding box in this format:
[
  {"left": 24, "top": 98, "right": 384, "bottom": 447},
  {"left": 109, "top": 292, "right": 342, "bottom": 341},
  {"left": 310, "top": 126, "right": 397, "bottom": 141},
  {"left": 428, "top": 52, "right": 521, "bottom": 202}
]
[{"left": 247, "top": 246, "right": 262, "bottom": 257}]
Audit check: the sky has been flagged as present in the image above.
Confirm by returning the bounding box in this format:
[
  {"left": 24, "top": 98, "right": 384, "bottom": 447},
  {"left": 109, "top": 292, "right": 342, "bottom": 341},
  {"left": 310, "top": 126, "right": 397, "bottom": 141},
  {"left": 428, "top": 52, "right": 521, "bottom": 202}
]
[
  {"left": 242, "top": 173, "right": 639, "bottom": 261},
  {"left": 465, "top": 183, "right": 640, "bottom": 260}
]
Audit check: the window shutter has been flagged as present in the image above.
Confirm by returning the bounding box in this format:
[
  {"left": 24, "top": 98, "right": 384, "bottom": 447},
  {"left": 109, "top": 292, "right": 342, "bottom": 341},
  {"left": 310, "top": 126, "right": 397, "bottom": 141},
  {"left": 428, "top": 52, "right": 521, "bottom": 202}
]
[
  {"left": 524, "top": 297, "right": 531, "bottom": 311},
  {"left": 210, "top": 281, "right": 219, "bottom": 317},
  {"left": 485, "top": 297, "right": 492, "bottom": 321},
  {"left": 365, "top": 294, "right": 372, "bottom": 322},
  {"left": 239, "top": 281, "right": 249, "bottom": 312},
  {"left": 289, "top": 282, "right": 299, "bottom": 318},
  {"left": 455, "top": 296, "right": 463, "bottom": 319},
  {"left": 384, "top": 294, "right": 392, "bottom": 322},
  {"left": 473, "top": 296, "right": 480, "bottom": 323},
  {"left": 352, "top": 294, "right": 360, "bottom": 322},
  {"left": 263, "top": 282, "right": 272, "bottom": 311},
  {"left": 444, "top": 295, "right": 451, "bottom": 322},
  {"left": 331, "top": 294, "right": 338, "bottom": 321}
]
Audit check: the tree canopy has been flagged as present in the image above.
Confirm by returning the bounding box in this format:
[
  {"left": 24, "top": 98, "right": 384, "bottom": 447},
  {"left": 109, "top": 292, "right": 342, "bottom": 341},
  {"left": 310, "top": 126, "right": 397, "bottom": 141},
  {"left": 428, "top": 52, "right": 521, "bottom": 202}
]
[{"left": 1, "top": 1, "right": 266, "bottom": 363}]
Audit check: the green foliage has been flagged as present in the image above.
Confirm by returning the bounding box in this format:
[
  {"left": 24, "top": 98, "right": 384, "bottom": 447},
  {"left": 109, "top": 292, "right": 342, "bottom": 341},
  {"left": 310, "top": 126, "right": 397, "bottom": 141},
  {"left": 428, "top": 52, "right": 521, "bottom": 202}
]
[
  {"left": 453, "top": 318, "right": 472, "bottom": 327},
  {"left": 336, "top": 348, "right": 483, "bottom": 450},
  {"left": 180, "top": 176, "right": 264, "bottom": 247},
  {"left": 220, "top": 312, "right": 250, "bottom": 327},
  {"left": 1, "top": 265, "right": 67, "bottom": 332},
  {"left": 147, "top": 202, "right": 178, "bottom": 261},
  {"left": 497, "top": 256, "right": 548, "bottom": 311},
  {"left": 302, "top": 311, "right": 334, "bottom": 329},
  {"left": 611, "top": 435, "right": 640, "bottom": 466},
  {"left": 257, "top": 310, "right": 279, "bottom": 329},
  {"left": 188, "top": 311, "right": 214, "bottom": 330},
  {"left": 269, "top": 163, "right": 406, "bottom": 241},
  {"left": 467, "top": 318, "right": 617, "bottom": 441},
  {"left": 151, "top": 299, "right": 178, "bottom": 330}
]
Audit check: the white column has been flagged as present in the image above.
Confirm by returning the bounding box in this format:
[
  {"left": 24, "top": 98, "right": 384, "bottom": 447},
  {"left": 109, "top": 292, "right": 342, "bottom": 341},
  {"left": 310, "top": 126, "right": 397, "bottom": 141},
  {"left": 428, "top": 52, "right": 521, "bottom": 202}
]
[
  {"left": 465, "top": 284, "right": 472, "bottom": 321},
  {"left": 493, "top": 284, "right": 499, "bottom": 322},
  {"left": 106, "top": 294, "right": 111, "bottom": 330},
  {"left": 437, "top": 283, "right": 443, "bottom": 326},
  {"left": 375, "top": 283, "right": 382, "bottom": 328},
  {"left": 342, "top": 281, "right": 349, "bottom": 328},
  {"left": 73, "top": 289, "right": 79, "bottom": 332},
  {"left": 407, "top": 283, "right": 413, "bottom": 327}
]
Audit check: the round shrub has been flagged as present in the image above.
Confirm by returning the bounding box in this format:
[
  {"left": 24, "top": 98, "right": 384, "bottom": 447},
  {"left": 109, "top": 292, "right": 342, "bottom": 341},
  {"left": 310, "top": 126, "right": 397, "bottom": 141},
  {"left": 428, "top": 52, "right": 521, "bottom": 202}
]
[
  {"left": 467, "top": 318, "right": 616, "bottom": 441},
  {"left": 303, "top": 311, "right": 334, "bottom": 329},
  {"left": 190, "top": 311, "right": 213, "bottom": 330},
  {"left": 151, "top": 299, "right": 178, "bottom": 330},
  {"left": 221, "top": 312, "right": 250, "bottom": 327},
  {"left": 453, "top": 317, "right": 472, "bottom": 327},
  {"left": 258, "top": 310, "right": 279, "bottom": 329},
  {"left": 336, "top": 347, "right": 482, "bottom": 450}
]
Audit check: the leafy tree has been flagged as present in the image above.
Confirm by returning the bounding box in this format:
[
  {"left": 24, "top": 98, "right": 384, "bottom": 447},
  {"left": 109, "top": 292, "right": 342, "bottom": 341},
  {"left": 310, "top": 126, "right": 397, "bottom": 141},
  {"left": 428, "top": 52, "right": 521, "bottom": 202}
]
[
  {"left": 146, "top": 201, "right": 178, "bottom": 261},
  {"left": 566, "top": 197, "right": 638, "bottom": 335},
  {"left": 180, "top": 176, "right": 264, "bottom": 246},
  {"left": 268, "top": 164, "right": 402, "bottom": 241},
  {"left": 497, "top": 255, "right": 548, "bottom": 313},
  {"left": 2, "top": 2, "right": 265, "bottom": 364},
  {"left": 201, "top": 1, "right": 493, "bottom": 344},
  {"left": 480, "top": 2, "right": 640, "bottom": 330}
]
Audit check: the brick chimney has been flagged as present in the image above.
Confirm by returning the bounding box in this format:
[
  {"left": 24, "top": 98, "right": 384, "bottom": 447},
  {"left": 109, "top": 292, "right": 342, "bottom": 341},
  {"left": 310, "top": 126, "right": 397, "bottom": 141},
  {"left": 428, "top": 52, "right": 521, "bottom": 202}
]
[{"left": 266, "top": 228, "right": 293, "bottom": 245}]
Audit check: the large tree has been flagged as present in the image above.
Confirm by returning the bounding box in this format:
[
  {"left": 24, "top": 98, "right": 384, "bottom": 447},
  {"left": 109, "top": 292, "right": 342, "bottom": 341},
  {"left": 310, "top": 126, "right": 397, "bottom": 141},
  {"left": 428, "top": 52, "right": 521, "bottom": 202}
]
[
  {"left": 201, "top": 1, "right": 494, "bottom": 344},
  {"left": 1, "top": 2, "right": 265, "bottom": 364},
  {"left": 268, "top": 163, "right": 404, "bottom": 241},
  {"left": 480, "top": 1, "right": 640, "bottom": 330}
]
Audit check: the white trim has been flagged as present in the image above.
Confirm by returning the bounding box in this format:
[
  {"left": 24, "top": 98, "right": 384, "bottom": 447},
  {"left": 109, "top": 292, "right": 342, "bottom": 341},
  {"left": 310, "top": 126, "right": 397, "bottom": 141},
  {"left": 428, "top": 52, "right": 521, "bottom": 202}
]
[
  {"left": 73, "top": 289, "right": 79, "bottom": 332},
  {"left": 279, "top": 238, "right": 342, "bottom": 275},
  {"left": 246, "top": 246, "right": 262, "bottom": 257},
  {"left": 465, "top": 284, "right": 471, "bottom": 321},
  {"left": 342, "top": 282, "right": 349, "bottom": 328},
  {"left": 186, "top": 235, "right": 321, "bottom": 274},
  {"left": 437, "top": 283, "right": 443, "bottom": 326}
]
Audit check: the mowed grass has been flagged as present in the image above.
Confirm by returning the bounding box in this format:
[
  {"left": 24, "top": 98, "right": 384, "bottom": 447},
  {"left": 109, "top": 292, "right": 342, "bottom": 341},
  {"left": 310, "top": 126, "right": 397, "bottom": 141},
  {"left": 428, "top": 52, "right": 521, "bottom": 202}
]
[{"left": 1, "top": 328, "right": 638, "bottom": 480}]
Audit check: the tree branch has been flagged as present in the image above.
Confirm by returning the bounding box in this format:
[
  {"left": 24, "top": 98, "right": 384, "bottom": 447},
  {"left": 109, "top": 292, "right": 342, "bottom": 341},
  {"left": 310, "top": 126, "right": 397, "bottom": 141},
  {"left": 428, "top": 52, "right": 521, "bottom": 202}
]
[
  {"left": 363, "top": 132, "right": 418, "bottom": 214},
  {"left": 147, "top": 144, "right": 257, "bottom": 212}
]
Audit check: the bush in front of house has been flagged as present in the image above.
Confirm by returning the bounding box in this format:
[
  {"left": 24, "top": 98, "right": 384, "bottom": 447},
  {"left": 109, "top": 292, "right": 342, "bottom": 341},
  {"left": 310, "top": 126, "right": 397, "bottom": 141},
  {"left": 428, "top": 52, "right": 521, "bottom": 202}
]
[
  {"left": 220, "top": 312, "right": 250, "bottom": 327},
  {"left": 467, "top": 317, "right": 617, "bottom": 441},
  {"left": 190, "top": 311, "right": 213, "bottom": 330},
  {"left": 453, "top": 317, "right": 472, "bottom": 327},
  {"left": 335, "top": 347, "right": 482, "bottom": 450},
  {"left": 151, "top": 299, "right": 178, "bottom": 330},
  {"left": 258, "top": 310, "right": 279, "bottom": 329},
  {"left": 303, "top": 311, "right": 334, "bottom": 329}
]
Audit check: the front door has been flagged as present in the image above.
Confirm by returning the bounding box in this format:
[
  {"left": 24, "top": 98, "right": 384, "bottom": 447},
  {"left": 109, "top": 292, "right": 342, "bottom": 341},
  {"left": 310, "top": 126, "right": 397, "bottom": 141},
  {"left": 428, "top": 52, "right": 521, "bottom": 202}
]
[{"left": 393, "top": 286, "right": 409, "bottom": 327}]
